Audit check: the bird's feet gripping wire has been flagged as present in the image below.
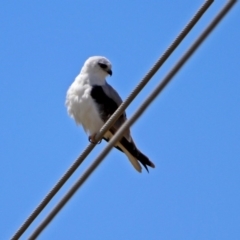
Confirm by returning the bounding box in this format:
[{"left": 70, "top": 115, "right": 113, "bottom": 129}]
[{"left": 88, "top": 134, "right": 102, "bottom": 144}]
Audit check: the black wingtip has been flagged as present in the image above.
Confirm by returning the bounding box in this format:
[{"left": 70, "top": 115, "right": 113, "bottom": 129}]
[
  {"left": 137, "top": 154, "right": 155, "bottom": 173},
  {"left": 143, "top": 164, "right": 149, "bottom": 173},
  {"left": 150, "top": 162, "right": 155, "bottom": 168}
]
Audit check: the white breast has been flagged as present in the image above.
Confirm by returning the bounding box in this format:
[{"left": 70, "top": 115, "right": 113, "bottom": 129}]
[{"left": 66, "top": 81, "right": 104, "bottom": 136}]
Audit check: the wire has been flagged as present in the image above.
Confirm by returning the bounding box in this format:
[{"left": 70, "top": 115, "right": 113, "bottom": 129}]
[
  {"left": 28, "top": 1, "right": 236, "bottom": 238},
  {"left": 11, "top": 1, "right": 214, "bottom": 239}
]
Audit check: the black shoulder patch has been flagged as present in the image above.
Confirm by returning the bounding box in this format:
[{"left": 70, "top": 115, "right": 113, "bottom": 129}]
[{"left": 90, "top": 85, "right": 119, "bottom": 122}]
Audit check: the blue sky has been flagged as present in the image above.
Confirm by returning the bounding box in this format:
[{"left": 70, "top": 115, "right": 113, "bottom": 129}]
[{"left": 1, "top": 1, "right": 240, "bottom": 239}]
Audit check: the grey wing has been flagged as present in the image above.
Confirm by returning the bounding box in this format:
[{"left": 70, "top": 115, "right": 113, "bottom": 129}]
[{"left": 101, "top": 82, "right": 131, "bottom": 140}]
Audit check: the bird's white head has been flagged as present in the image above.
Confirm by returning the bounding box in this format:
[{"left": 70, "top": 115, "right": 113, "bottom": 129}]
[{"left": 80, "top": 56, "right": 112, "bottom": 83}]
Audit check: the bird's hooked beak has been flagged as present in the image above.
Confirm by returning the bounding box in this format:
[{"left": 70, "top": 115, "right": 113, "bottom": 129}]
[{"left": 107, "top": 69, "right": 113, "bottom": 76}]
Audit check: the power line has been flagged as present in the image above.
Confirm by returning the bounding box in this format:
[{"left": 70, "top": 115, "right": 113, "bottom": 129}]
[
  {"left": 28, "top": 1, "right": 237, "bottom": 239},
  {"left": 11, "top": 1, "right": 213, "bottom": 239}
]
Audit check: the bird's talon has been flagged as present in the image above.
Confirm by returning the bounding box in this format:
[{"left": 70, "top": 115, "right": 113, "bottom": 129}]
[{"left": 88, "top": 136, "right": 101, "bottom": 144}]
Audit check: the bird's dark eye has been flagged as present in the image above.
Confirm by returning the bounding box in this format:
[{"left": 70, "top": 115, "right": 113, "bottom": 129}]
[{"left": 98, "top": 63, "right": 108, "bottom": 69}]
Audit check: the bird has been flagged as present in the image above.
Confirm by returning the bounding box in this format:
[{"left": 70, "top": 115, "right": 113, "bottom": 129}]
[{"left": 66, "top": 56, "right": 155, "bottom": 172}]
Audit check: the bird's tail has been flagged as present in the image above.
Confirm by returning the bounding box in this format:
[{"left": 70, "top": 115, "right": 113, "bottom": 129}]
[
  {"left": 104, "top": 130, "right": 155, "bottom": 172},
  {"left": 118, "top": 137, "right": 155, "bottom": 172},
  {"left": 116, "top": 141, "right": 142, "bottom": 172}
]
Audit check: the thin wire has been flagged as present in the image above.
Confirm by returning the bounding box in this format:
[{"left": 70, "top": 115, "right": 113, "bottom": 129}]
[
  {"left": 28, "top": 1, "right": 236, "bottom": 239},
  {"left": 11, "top": 1, "right": 213, "bottom": 239}
]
